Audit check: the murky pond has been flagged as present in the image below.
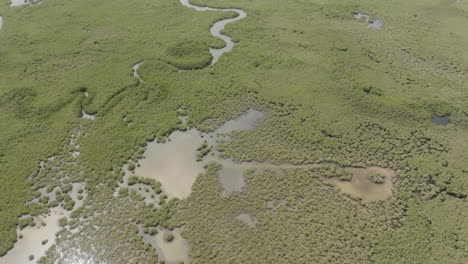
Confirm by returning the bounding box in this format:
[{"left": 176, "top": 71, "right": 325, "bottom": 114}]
[
  {"left": 218, "top": 166, "right": 246, "bottom": 194},
  {"left": 235, "top": 213, "right": 257, "bottom": 228},
  {"left": 128, "top": 107, "right": 396, "bottom": 262},
  {"left": 129, "top": 107, "right": 396, "bottom": 203},
  {"left": 179, "top": 0, "right": 247, "bottom": 65},
  {"left": 216, "top": 109, "right": 264, "bottom": 134},
  {"left": 134, "top": 109, "right": 264, "bottom": 199},
  {"left": 134, "top": 129, "right": 205, "bottom": 199},
  {"left": 0, "top": 208, "right": 69, "bottom": 264},
  {"left": 432, "top": 115, "right": 450, "bottom": 126},
  {"left": 325, "top": 167, "right": 395, "bottom": 201},
  {"left": 1, "top": 151, "right": 86, "bottom": 264}
]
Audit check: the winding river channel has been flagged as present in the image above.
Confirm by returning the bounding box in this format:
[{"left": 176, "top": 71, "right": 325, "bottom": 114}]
[{"left": 179, "top": 0, "right": 247, "bottom": 65}]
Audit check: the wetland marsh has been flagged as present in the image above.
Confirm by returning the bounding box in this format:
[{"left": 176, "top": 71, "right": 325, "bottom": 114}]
[{"left": 1, "top": 0, "right": 468, "bottom": 262}]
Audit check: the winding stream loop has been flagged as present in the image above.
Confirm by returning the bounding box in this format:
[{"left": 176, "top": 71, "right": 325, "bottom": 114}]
[{"left": 179, "top": 0, "right": 247, "bottom": 65}]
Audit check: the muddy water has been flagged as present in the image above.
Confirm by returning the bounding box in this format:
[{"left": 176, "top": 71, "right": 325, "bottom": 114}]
[
  {"left": 134, "top": 109, "right": 264, "bottom": 199},
  {"left": 0, "top": 181, "right": 85, "bottom": 263},
  {"left": 132, "top": 62, "right": 144, "bottom": 83},
  {"left": 82, "top": 110, "right": 95, "bottom": 120},
  {"left": 129, "top": 109, "right": 396, "bottom": 261},
  {"left": 140, "top": 228, "right": 190, "bottom": 264},
  {"left": 0, "top": 208, "right": 68, "bottom": 264},
  {"left": 81, "top": 92, "right": 95, "bottom": 120},
  {"left": 117, "top": 165, "right": 162, "bottom": 205},
  {"left": 355, "top": 13, "right": 370, "bottom": 23},
  {"left": 133, "top": 108, "right": 395, "bottom": 201},
  {"left": 369, "top": 19, "right": 383, "bottom": 29},
  {"left": 326, "top": 167, "right": 394, "bottom": 201},
  {"left": 10, "top": 0, "right": 27, "bottom": 6},
  {"left": 235, "top": 213, "right": 257, "bottom": 228},
  {"left": 133, "top": 107, "right": 395, "bottom": 202},
  {"left": 432, "top": 115, "right": 450, "bottom": 126},
  {"left": 134, "top": 129, "right": 205, "bottom": 199},
  {"left": 355, "top": 13, "right": 383, "bottom": 29},
  {"left": 179, "top": 0, "right": 247, "bottom": 65},
  {"left": 216, "top": 109, "right": 264, "bottom": 134},
  {"left": 218, "top": 166, "right": 246, "bottom": 194}
]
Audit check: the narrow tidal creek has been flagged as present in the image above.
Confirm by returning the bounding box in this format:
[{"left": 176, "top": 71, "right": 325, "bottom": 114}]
[{"left": 179, "top": 0, "right": 247, "bottom": 65}]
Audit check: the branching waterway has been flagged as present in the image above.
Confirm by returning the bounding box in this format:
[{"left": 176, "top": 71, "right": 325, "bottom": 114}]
[{"left": 179, "top": 0, "right": 247, "bottom": 65}]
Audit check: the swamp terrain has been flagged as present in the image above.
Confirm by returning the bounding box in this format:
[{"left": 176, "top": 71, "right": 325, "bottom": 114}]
[{"left": 1, "top": 0, "right": 468, "bottom": 263}]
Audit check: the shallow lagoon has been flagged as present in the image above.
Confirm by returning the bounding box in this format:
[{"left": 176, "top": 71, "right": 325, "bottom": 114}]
[
  {"left": 133, "top": 108, "right": 395, "bottom": 202},
  {"left": 134, "top": 129, "right": 205, "bottom": 199},
  {"left": 0, "top": 207, "right": 69, "bottom": 264},
  {"left": 102, "top": 108, "right": 395, "bottom": 262},
  {"left": 134, "top": 109, "right": 264, "bottom": 199}
]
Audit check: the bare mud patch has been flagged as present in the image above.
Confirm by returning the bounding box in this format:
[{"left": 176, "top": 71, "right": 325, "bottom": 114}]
[{"left": 325, "top": 167, "right": 395, "bottom": 201}]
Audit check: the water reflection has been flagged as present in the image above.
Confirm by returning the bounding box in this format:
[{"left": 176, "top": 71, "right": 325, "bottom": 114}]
[
  {"left": 432, "top": 115, "right": 450, "bottom": 126},
  {"left": 133, "top": 109, "right": 264, "bottom": 199},
  {"left": 179, "top": 0, "right": 247, "bottom": 65},
  {"left": 134, "top": 129, "right": 205, "bottom": 199},
  {"left": 0, "top": 208, "right": 69, "bottom": 264}
]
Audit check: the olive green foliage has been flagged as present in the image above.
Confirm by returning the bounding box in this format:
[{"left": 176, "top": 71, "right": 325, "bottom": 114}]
[
  {"left": 18, "top": 217, "right": 34, "bottom": 230},
  {"left": 196, "top": 141, "right": 211, "bottom": 161},
  {"left": 127, "top": 163, "right": 136, "bottom": 172},
  {"left": 38, "top": 190, "right": 163, "bottom": 264},
  {"left": 0, "top": 0, "right": 232, "bottom": 254},
  {"left": 368, "top": 172, "right": 385, "bottom": 184},
  {"left": 175, "top": 165, "right": 394, "bottom": 263},
  {"left": 164, "top": 232, "right": 174, "bottom": 242},
  {"left": 128, "top": 175, "right": 162, "bottom": 194},
  {"left": 164, "top": 40, "right": 213, "bottom": 70},
  {"left": 1, "top": 0, "right": 468, "bottom": 261}
]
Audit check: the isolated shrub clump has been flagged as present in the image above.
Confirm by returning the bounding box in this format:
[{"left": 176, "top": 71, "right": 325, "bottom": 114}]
[
  {"left": 368, "top": 172, "right": 385, "bottom": 184},
  {"left": 164, "top": 232, "right": 174, "bottom": 242},
  {"left": 164, "top": 40, "right": 212, "bottom": 70},
  {"left": 196, "top": 141, "right": 211, "bottom": 161}
]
